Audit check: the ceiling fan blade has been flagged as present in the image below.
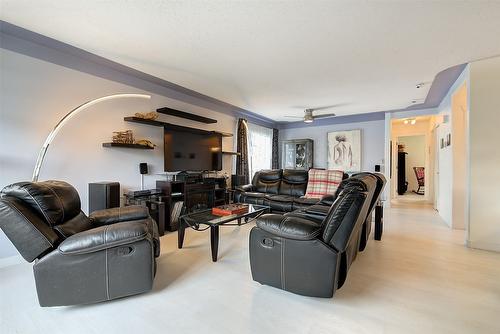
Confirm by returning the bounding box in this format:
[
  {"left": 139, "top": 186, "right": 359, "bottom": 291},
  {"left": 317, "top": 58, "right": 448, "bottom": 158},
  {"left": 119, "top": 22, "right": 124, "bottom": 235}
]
[
  {"left": 310, "top": 103, "right": 346, "bottom": 112},
  {"left": 313, "top": 113, "right": 336, "bottom": 119},
  {"left": 283, "top": 115, "right": 304, "bottom": 119}
]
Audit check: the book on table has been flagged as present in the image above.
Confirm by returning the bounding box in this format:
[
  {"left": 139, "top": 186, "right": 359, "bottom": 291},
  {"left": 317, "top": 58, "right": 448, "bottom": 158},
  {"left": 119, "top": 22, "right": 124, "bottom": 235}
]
[{"left": 212, "top": 204, "right": 249, "bottom": 216}]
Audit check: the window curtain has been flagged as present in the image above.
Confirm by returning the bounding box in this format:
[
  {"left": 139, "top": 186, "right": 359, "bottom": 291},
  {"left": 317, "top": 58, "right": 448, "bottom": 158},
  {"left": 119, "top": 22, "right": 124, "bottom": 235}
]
[
  {"left": 272, "top": 128, "right": 279, "bottom": 169},
  {"left": 248, "top": 123, "right": 273, "bottom": 179},
  {"left": 236, "top": 118, "right": 250, "bottom": 184}
]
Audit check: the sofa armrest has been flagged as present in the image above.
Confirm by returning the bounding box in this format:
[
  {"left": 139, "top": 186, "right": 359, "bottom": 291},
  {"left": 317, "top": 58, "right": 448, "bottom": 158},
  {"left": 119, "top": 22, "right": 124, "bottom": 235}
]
[
  {"left": 89, "top": 205, "right": 149, "bottom": 226},
  {"left": 318, "top": 194, "right": 336, "bottom": 206},
  {"left": 256, "top": 214, "right": 322, "bottom": 240},
  {"left": 234, "top": 184, "right": 254, "bottom": 192},
  {"left": 58, "top": 221, "right": 150, "bottom": 255}
]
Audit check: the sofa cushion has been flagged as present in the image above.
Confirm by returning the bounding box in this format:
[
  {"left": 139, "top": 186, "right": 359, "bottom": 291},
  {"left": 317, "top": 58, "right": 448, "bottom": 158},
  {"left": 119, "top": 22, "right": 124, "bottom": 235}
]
[
  {"left": 279, "top": 169, "right": 308, "bottom": 197},
  {"left": 244, "top": 192, "right": 267, "bottom": 198},
  {"left": 242, "top": 192, "right": 267, "bottom": 205},
  {"left": 284, "top": 210, "right": 325, "bottom": 223},
  {"left": 266, "top": 194, "right": 294, "bottom": 212},
  {"left": 53, "top": 212, "right": 92, "bottom": 239},
  {"left": 305, "top": 204, "right": 330, "bottom": 216},
  {"left": 269, "top": 201, "right": 292, "bottom": 212},
  {"left": 1, "top": 180, "right": 81, "bottom": 226},
  {"left": 304, "top": 169, "right": 344, "bottom": 199},
  {"left": 254, "top": 170, "right": 282, "bottom": 195},
  {"left": 292, "top": 197, "right": 320, "bottom": 211},
  {"left": 266, "top": 194, "right": 295, "bottom": 202},
  {"left": 256, "top": 214, "right": 322, "bottom": 240}
]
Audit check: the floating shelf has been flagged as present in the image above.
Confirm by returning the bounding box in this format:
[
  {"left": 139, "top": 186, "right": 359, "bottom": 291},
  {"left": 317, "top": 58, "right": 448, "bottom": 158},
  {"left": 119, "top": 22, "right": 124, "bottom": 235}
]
[
  {"left": 157, "top": 107, "right": 217, "bottom": 124},
  {"left": 124, "top": 116, "right": 233, "bottom": 137},
  {"left": 222, "top": 151, "right": 240, "bottom": 156},
  {"left": 218, "top": 131, "right": 233, "bottom": 137},
  {"left": 102, "top": 143, "right": 154, "bottom": 149},
  {"left": 124, "top": 116, "right": 165, "bottom": 127}
]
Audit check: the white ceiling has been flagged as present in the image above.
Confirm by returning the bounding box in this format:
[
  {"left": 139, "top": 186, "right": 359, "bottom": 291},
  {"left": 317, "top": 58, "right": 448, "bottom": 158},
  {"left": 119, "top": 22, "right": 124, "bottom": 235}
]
[{"left": 2, "top": 1, "right": 500, "bottom": 122}]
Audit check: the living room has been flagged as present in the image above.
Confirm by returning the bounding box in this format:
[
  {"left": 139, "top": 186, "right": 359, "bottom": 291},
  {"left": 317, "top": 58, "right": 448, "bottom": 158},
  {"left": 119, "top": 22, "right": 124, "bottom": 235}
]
[{"left": 1, "top": 2, "right": 500, "bottom": 334}]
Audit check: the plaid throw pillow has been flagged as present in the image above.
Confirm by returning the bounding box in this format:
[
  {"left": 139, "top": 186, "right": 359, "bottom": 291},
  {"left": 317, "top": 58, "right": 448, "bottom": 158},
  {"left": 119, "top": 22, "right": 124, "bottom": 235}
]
[{"left": 304, "top": 169, "right": 344, "bottom": 199}]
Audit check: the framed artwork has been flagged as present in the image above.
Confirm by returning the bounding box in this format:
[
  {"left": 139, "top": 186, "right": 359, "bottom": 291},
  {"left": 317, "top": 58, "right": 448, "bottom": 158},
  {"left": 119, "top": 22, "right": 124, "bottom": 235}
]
[
  {"left": 327, "top": 130, "right": 361, "bottom": 172},
  {"left": 281, "top": 139, "right": 314, "bottom": 170}
]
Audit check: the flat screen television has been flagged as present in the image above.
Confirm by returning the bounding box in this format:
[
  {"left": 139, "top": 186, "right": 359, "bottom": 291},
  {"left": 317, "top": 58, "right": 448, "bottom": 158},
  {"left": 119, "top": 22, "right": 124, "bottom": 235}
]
[{"left": 164, "top": 127, "right": 222, "bottom": 172}]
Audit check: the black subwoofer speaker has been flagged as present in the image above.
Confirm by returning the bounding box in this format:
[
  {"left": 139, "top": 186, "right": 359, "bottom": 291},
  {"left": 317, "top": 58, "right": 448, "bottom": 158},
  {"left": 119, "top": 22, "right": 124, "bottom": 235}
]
[
  {"left": 231, "top": 175, "right": 247, "bottom": 189},
  {"left": 89, "top": 182, "right": 120, "bottom": 213}
]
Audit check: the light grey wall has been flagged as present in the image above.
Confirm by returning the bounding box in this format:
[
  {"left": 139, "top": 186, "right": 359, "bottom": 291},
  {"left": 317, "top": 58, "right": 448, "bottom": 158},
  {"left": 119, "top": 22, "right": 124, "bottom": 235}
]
[
  {"left": 469, "top": 56, "right": 500, "bottom": 252},
  {"left": 434, "top": 66, "right": 469, "bottom": 228},
  {"left": 0, "top": 48, "right": 237, "bottom": 259},
  {"left": 279, "top": 119, "right": 386, "bottom": 171}
]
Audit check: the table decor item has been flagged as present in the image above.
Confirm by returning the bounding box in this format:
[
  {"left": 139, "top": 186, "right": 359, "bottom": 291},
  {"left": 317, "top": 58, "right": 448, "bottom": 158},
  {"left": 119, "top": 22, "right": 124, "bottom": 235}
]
[
  {"left": 212, "top": 204, "right": 249, "bottom": 216},
  {"left": 134, "top": 111, "right": 159, "bottom": 120},
  {"left": 112, "top": 130, "right": 134, "bottom": 144}
]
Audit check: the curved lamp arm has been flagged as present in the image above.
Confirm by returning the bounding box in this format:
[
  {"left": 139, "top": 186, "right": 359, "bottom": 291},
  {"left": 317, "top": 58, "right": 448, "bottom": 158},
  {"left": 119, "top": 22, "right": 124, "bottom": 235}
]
[{"left": 32, "top": 93, "right": 151, "bottom": 182}]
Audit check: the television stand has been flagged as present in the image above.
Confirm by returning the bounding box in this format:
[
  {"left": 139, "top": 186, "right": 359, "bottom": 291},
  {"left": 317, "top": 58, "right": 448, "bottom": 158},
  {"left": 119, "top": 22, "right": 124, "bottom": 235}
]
[{"left": 156, "top": 177, "right": 228, "bottom": 231}]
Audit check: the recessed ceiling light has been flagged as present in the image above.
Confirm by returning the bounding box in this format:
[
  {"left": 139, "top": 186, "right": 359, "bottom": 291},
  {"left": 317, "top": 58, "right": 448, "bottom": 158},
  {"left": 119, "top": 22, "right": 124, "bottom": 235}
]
[{"left": 416, "top": 83, "right": 425, "bottom": 89}]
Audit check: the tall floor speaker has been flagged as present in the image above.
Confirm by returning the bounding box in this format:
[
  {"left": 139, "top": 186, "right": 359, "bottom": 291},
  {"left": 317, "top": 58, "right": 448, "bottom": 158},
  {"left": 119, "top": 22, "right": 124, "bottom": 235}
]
[
  {"left": 89, "top": 182, "right": 120, "bottom": 213},
  {"left": 231, "top": 175, "right": 247, "bottom": 189}
]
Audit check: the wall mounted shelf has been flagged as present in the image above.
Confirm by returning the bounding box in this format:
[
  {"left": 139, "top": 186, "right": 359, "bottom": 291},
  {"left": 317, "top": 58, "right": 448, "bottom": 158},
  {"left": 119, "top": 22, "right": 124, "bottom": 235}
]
[
  {"left": 222, "top": 151, "right": 240, "bottom": 156},
  {"left": 157, "top": 107, "right": 217, "bottom": 124},
  {"left": 102, "top": 143, "right": 154, "bottom": 149},
  {"left": 124, "top": 116, "right": 233, "bottom": 137}
]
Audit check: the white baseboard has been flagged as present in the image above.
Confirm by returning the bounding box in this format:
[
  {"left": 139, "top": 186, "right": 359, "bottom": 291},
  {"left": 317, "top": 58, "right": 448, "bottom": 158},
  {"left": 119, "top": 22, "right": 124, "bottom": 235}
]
[
  {"left": 0, "top": 254, "right": 24, "bottom": 269},
  {"left": 467, "top": 240, "right": 500, "bottom": 253}
]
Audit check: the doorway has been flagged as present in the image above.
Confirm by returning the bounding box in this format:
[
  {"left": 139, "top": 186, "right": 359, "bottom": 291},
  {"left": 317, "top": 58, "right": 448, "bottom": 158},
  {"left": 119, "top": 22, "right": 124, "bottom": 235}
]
[
  {"left": 390, "top": 115, "right": 436, "bottom": 206},
  {"left": 395, "top": 135, "right": 426, "bottom": 202}
]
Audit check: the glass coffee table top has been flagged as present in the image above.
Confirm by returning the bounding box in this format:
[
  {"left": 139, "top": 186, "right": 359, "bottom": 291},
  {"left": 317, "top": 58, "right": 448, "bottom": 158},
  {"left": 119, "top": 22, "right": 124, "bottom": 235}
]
[
  {"left": 178, "top": 204, "right": 269, "bottom": 262},
  {"left": 180, "top": 204, "right": 269, "bottom": 227}
]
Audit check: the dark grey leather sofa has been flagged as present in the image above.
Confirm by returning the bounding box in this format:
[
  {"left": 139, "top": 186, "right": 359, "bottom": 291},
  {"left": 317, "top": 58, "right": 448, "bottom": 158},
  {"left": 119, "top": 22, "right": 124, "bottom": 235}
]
[
  {"left": 234, "top": 169, "right": 336, "bottom": 212},
  {"left": 0, "top": 180, "right": 160, "bottom": 307},
  {"left": 249, "top": 174, "right": 378, "bottom": 298}
]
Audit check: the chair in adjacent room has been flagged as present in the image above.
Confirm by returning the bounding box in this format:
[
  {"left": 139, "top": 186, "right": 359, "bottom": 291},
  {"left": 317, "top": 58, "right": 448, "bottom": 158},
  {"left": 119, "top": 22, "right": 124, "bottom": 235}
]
[{"left": 412, "top": 166, "right": 425, "bottom": 195}]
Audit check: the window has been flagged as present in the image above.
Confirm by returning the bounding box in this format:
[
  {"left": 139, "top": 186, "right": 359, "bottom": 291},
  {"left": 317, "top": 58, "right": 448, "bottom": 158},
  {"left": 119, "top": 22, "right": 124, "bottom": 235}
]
[{"left": 247, "top": 122, "right": 273, "bottom": 178}]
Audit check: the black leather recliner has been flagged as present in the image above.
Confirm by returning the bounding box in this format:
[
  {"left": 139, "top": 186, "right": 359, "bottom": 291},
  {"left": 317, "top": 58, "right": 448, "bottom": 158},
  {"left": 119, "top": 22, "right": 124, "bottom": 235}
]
[
  {"left": 0, "top": 180, "right": 160, "bottom": 307},
  {"left": 249, "top": 174, "right": 377, "bottom": 298},
  {"left": 287, "top": 172, "right": 386, "bottom": 251}
]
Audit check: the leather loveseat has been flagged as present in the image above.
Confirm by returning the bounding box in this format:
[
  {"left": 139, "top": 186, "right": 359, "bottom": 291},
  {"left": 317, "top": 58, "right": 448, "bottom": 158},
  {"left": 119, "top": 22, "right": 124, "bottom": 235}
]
[
  {"left": 0, "top": 180, "right": 160, "bottom": 307},
  {"left": 249, "top": 173, "right": 379, "bottom": 297},
  {"left": 234, "top": 169, "right": 338, "bottom": 212}
]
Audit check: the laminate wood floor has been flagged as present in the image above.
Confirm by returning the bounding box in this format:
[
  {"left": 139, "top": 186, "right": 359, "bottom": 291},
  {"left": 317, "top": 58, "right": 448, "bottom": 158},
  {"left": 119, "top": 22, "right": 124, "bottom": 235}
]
[{"left": 1, "top": 204, "right": 499, "bottom": 334}]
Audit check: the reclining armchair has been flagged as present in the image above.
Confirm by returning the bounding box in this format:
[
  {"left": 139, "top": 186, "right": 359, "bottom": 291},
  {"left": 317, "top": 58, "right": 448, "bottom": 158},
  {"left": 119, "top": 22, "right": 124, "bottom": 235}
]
[
  {"left": 249, "top": 174, "right": 376, "bottom": 297},
  {"left": 285, "top": 172, "right": 386, "bottom": 251},
  {"left": 0, "top": 180, "right": 160, "bottom": 307}
]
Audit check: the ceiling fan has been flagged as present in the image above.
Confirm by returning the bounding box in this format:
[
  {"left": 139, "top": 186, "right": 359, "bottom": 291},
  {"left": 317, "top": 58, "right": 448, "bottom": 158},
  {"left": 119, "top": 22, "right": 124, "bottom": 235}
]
[{"left": 284, "top": 105, "right": 338, "bottom": 123}]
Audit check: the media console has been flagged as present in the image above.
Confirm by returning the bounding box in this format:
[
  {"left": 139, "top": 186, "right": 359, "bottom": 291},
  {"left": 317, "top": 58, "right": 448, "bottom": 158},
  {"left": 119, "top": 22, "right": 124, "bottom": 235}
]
[{"left": 156, "top": 177, "right": 228, "bottom": 231}]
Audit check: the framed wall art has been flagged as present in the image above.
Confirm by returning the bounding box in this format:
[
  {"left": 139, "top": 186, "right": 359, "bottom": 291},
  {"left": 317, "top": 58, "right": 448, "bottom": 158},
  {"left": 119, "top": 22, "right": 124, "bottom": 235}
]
[{"left": 327, "top": 130, "right": 361, "bottom": 172}]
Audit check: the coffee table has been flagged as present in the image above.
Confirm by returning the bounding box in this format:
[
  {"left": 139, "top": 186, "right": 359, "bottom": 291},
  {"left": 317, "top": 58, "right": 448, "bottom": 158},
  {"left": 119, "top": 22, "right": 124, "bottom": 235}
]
[{"left": 178, "top": 204, "right": 269, "bottom": 262}]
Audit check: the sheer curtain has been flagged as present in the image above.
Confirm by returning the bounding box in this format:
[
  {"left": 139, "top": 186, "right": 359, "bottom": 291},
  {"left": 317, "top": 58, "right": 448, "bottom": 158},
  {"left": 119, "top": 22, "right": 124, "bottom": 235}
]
[{"left": 248, "top": 123, "right": 273, "bottom": 179}]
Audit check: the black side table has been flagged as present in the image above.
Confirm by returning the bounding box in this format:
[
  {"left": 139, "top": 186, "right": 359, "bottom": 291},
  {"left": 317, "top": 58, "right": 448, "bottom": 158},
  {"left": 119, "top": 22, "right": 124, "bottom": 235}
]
[{"left": 124, "top": 194, "right": 166, "bottom": 236}]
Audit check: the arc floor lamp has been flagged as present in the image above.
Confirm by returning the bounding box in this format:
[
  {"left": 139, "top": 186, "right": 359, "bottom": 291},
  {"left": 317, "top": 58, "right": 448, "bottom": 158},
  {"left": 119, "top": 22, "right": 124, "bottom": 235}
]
[{"left": 32, "top": 93, "right": 151, "bottom": 182}]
